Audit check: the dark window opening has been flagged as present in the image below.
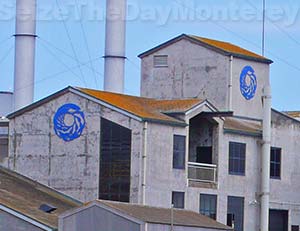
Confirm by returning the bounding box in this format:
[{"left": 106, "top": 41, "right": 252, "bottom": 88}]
[
  {"left": 99, "top": 118, "right": 131, "bottom": 202},
  {"left": 196, "top": 146, "right": 213, "bottom": 164},
  {"left": 39, "top": 204, "right": 57, "bottom": 213},
  {"left": 0, "top": 137, "right": 8, "bottom": 162},
  {"left": 269, "top": 210, "right": 288, "bottom": 231},
  {"left": 227, "top": 196, "right": 244, "bottom": 231},
  {"left": 229, "top": 142, "right": 246, "bottom": 175},
  {"left": 270, "top": 147, "right": 281, "bottom": 179},
  {"left": 172, "top": 191, "right": 184, "bottom": 209},
  {"left": 292, "top": 226, "right": 300, "bottom": 231},
  {"left": 200, "top": 194, "right": 217, "bottom": 220},
  {"left": 173, "top": 135, "right": 186, "bottom": 169}
]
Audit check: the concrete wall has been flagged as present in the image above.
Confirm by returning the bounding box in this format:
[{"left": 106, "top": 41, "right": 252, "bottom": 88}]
[
  {"left": 140, "top": 38, "right": 270, "bottom": 119},
  {"left": 140, "top": 39, "right": 229, "bottom": 111},
  {"left": 269, "top": 110, "right": 300, "bottom": 227},
  {"left": 7, "top": 92, "right": 143, "bottom": 203},
  {"left": 0, "top": 210, "right": 45, "bottom": 231},
  {"left": 144, "top": 112, "right": 300, "bottom": 230},
  {"left": 60, "top": 205, "right": 141, "bottom": 231},
  {"left": 231, "top": 57, "right": 270, "bottom": 119}
]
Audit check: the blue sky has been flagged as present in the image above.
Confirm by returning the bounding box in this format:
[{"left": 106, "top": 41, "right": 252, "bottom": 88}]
[{"left": 0, "top": 0, "right": 299, "bottom": 111}]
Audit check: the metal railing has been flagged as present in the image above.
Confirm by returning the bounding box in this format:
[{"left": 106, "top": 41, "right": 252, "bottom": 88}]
[{"left": 188, "top": 162, "right": 217, "bottom": 183}]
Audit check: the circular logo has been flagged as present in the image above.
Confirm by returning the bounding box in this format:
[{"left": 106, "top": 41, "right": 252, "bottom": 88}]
[
  {"left": 53, "top": 104, "right": 86, "bottom": 142},
  {"left": 240, "top": 66, "right": 257, "bottom": 100}
]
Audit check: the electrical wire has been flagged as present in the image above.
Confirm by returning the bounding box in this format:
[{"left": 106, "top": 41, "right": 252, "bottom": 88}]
[
  {"left": 74, "top": 0, "right": 99, "bottom": 88},
  {"left": 0, "top": 45, "right": 13, "bottom": 66},
  {"left": 55, "top": 0, "right": 87, "bottom": 87},
  {"left": 245, "top": 0, "right": 300, "bottom": 48},
  {"left": 172, "top": 0, "right": 300, "bottom": 74}
]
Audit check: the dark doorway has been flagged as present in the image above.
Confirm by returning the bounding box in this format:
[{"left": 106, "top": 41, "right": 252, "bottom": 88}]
[
  {"left": 227, "top": 196, "right": 244, "bottom": 231},
  {"left": 196, "top": 146, "right": 212, "bottom": 164},
  {"left": 99, "top": 118, "right": 131, "bottom": 202},
  {"left": 269, "top": 210, "right": 288, "bottom": 231}
]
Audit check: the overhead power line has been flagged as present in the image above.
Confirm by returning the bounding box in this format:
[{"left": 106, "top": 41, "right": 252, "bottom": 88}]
[
  {"left": 172, "top": 0, "right": 300, "bottom": 74},
  {"left": 74, "top": 0, "right": 99, "bottom": 88},
  {"left": 55, "top": 0, "right": 87, "bottom": 87}
]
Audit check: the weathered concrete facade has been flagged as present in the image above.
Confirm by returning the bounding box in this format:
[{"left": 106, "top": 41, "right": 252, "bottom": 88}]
[
  {"left": 6, "top": 91, "right": 143, "bottom": 203},
  {"left": 140, "top": 35, "right": 270, "bottom": 119}
]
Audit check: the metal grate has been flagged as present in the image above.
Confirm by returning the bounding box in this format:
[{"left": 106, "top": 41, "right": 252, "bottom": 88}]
[{"left": 154, "top": 55, "right": 168, "bottom": 67}]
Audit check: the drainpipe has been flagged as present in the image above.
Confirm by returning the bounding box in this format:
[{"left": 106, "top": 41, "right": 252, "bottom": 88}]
[
  {"left": 260, "top": 85, "right": 272, "bottom": 231},
  {"left": 228, "top": 56, "right": 233, "bottom": 111},
  {"left": 142, "top": 122, "right": 148, "bottom": 205}
]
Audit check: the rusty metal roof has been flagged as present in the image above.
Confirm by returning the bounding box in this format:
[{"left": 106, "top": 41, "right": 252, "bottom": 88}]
[
  {"left": 139, "top": 34, "right": 272, "bottom": 64},
  {"left": 78, "top": 87, "right": 204, "bottom": 125},
  {"left": 7, "top": 87, "right": 208, "bottom": 126},
  {"left": 95, "top": 200, "right": 232, "bottom": 230},
  {"left": 0, "top": 166, "right": 81, "bottom": 229},
  {"left": 224, "top": 117, "right": 262, "bottom": 136},
  {"left": 285, "top": 111, "right": 300, "bottom": 119}
]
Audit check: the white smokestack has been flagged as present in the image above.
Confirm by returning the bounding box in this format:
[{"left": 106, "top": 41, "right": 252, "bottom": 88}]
[
  {"left": 13, "top": 0, "right": 37, "bottom": 110},
  {"left": 104, "top": 0, "right": 127, "bottom": 93}
]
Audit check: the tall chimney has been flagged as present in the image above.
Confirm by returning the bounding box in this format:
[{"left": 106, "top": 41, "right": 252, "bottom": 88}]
[
  {"left": 13, "top": 0, "right": 37, "bottom": 110},
  {"left": 103, "top": 0, "right": 127, "bottom": 93}
]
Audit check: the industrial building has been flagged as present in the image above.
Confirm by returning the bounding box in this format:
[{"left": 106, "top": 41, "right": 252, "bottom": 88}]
[
  {"left": 1, "top": 0, "right": 300, "bottom": 231},
  {"left": 1, "top": 33, "right": 300, "bottom": 231}
]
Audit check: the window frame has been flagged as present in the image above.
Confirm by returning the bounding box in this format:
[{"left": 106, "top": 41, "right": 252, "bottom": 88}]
[
  {"left": 172, "top": 191, "right": 185, "bottom": 209},
  {"left": 173, "top": 135, "right": 186, "bottom": 170},
  {"left": 228, "top": 142, "right": 246, "bottom": 176},
  {"left": 200, "top": 194, "right": 217, "bottom": 220},
  {"left": 270, "top": 147, "right": 281, "bottom": 180}
]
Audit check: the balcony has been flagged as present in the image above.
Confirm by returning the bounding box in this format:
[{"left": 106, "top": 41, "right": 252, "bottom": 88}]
[{"left": 188, "top": 162, "right": 217, "bottom": 184}]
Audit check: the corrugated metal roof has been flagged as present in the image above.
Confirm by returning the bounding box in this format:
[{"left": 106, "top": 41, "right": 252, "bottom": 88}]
[
  {"left": 285, "top": 111, "right": 300, "bottom": 119},
  {"left": 77, "top": 87, "right": 204, "bottom": 125},
  {"left": 0, "top": 166, "right": 81, "bottom": 229},
  {"left": 96, "top": 200, "right": 232, "bottom": 230},
  {"left": 224, "top": 117, "right": 262, "bottom": 136},
  {"left": 189, "top": 35, "right": 269, "bottom": 62},
  {"left": 139, "top": 34, "right": 273, "bottom": 64}
]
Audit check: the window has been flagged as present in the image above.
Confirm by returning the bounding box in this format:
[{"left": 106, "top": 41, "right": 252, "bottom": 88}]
[
  {"left": 172, "top": 191, "right": 184, "bottom": 209},
  {"left": 0, "top": 124, "right": 9, "bottom": 162},
  {"left": 227, "top": 196, "right": 244, "bottom": 231},
  {"left": 173, "top": 135, "right": 186, "bottom": 169},
  {"left": 229, "top": 142, "right": 246, "bottom": 175},
  {"left": 292, "top": 226, "right": 300, "bottom": 231},
  {"left": 154, "top": 55, "right": 168, "bottom": 67},
  {"left": 99, "top": 118, "right": 131, "bottom": 202},
  {"left": 0, "top": 137, "right": 8, "bottom": 162},
  {"left": 270, "top": 147, "right": 281, "bottom": 179},
  {"left": 200, "top": 194, "right": 217, "bottom": 220}
]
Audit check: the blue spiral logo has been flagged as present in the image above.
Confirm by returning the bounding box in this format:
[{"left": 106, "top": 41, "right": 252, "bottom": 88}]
[
  {"left": 53, "top": 104, "right": 86, "bottom": 142},
  {"left": 240, "top": 66, "right": 257, "bottom": 100}
]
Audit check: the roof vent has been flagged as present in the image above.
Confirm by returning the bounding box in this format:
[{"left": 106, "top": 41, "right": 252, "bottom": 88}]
[
  {"left": 39, "top": 204, "right": 57, "bottom": 213},
  {"left": 154, "top": 55, "right": 168, "bottom": 67}
]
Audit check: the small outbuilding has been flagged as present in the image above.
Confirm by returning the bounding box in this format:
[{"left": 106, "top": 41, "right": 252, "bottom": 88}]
[
  {"left": 59, "top": 200, "right": 232, "bottom": 231},
  {"left": 0, "top": 166, "right": 82, "bottom": 231}
]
